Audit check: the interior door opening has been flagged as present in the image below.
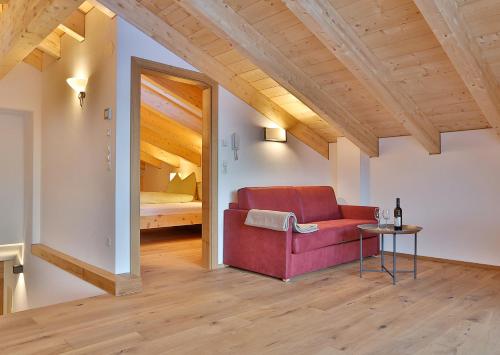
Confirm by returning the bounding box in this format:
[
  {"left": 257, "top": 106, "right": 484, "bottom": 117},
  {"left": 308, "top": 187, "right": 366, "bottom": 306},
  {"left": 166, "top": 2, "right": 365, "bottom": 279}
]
[{"left": 130, "top": 58, "right": 218, "bottom": 276}]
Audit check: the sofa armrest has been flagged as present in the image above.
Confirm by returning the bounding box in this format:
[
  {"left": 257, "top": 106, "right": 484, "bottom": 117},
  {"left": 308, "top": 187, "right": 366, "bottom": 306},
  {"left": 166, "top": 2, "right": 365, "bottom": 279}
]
[
  {"left": 223, "top": 208, "right": 292, "bottom": 279},
  {"left": 339, "top": 204, "right": 378, "bottom": 221}
]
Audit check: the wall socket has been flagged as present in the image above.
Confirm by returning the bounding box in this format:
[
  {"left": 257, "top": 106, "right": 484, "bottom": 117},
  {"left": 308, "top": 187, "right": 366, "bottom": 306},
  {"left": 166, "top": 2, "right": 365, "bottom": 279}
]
[{"left": 106, "top": 237, "right": 112, "bottom": 247}]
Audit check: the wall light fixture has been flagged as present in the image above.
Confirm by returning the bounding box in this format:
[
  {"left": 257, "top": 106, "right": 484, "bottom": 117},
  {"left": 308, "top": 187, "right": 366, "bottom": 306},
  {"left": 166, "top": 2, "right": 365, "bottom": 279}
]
[
  {"left": 264, "top": 127, "right": 287, "bottom": 142},
  {"left": 66, "top": 77, "right": 88, "bottom": 107}
]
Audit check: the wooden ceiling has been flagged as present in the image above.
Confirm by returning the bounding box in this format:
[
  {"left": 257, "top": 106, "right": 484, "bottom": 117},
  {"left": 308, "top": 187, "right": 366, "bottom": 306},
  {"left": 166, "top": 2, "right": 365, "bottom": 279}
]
[
  {"left": 140, "top": 73, "right": 203, "bottom": 168},
  {"left": 0, "top": 1, "right": 113, "bottom": 74},
  {"left": 2, "top": 0, "right": 500, "bottom": 158}
]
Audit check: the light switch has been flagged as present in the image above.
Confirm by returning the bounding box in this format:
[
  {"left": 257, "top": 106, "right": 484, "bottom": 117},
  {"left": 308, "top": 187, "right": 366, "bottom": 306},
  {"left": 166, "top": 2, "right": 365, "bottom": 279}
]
[{"left": 104, "top": 108, "right": 112, "bottom": 120}]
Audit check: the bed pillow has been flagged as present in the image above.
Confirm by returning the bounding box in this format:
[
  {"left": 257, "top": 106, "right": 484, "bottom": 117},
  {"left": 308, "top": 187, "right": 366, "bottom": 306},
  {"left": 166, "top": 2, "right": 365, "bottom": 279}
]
[
  {"left": 140, "top": 192, "right": 194, "bottom": 204},
  {"left": 166, "top": 172, "right": 197, "bottom": 197}
]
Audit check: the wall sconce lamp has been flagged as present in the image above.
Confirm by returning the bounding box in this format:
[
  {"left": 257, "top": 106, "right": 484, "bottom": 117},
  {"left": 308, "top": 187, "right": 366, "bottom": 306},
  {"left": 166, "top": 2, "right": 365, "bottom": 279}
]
[
  {"left": 13, "top": 264, "right": 24, "bottom": 274},
  {"left": 264, "top": 127, "right": 287, "bottom": 143},
  {"left": 66, "top": 77, "right": 88, "bottom": 107}
]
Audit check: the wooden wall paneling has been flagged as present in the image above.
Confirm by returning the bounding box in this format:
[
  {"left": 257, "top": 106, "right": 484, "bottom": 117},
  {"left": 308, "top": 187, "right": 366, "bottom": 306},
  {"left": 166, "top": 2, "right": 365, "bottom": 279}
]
[
  {"left": 414, "top": 0, "right": 500, "bottom": 134},
  {"left": 0, "top": 0, "right": 84, "bottom": 78},
  {"left": 284, "top": 0, "right": 441, "bottom": 153},
  {"left": 98, "top": 0, "right": 330, "bottom": 158},
  {"left": 176, "top": 0, "right": 379, "bottom": 156}
]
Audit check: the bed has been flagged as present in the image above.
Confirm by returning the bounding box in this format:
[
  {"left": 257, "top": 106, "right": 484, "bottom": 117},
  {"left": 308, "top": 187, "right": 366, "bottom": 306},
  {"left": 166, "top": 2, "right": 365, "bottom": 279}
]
[
  {"left": 140, "top": 173, "right": 202, "bottom": 229},
  {"left": 140, "top": 201, "right": 202, "bottom": 229}
]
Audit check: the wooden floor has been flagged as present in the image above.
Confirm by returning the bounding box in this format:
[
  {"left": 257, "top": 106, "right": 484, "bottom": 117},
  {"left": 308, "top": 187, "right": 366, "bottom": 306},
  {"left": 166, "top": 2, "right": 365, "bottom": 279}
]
[{"left": 2, "top": 232, "right": 500, "bottom": 354}]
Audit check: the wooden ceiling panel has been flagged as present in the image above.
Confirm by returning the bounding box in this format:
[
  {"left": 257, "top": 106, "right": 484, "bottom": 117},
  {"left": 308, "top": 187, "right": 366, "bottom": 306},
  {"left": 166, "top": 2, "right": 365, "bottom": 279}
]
[
  {"left": 325, "top": 0, "right": 489, "bottom": 136},
  {"left": 235, "top": 0, "right": 288, "bottom": 25},
  {"left": 336, "top": 1, "right": 423, "bottom": 36},
  {"left": 103, "top": 0, "right": 499, "bottom": 154},
  {"left": 224, "top": 1, "right": 402, "bottom": 144}
]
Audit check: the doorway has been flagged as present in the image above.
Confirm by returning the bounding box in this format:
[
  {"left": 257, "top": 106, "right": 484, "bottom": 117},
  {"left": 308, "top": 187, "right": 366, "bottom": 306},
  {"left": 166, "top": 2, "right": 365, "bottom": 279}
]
[{"left": 130, "top": 58, "right": 218, "bottom": 275}]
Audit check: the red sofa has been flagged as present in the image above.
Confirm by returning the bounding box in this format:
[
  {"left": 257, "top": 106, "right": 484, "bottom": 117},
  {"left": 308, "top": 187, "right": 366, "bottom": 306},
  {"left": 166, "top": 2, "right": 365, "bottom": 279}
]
[{"left": 224, "top": 186, "right": 379, "bottom": 280}]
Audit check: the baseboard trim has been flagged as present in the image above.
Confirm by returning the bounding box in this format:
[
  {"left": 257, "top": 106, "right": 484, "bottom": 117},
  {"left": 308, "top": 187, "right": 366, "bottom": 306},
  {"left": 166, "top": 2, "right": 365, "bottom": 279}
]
[
  {"left": 382, "top": 251, "right": 500, "bottom": 271},
  {"left": 32, "top": 244, "right": 142, "bottom": 296}
]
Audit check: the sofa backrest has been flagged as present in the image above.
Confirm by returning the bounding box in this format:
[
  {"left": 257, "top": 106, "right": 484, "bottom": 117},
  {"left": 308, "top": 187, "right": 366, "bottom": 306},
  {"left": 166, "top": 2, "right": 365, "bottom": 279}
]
[
  {"left": 238, "top": 187, "right": 303, "bottom": 220},
  {"left": 237, "top": 186, "right": 341, "bottom": 223},
  {"left": 295, "top": 186, "right": 341, "bottom": 223}
]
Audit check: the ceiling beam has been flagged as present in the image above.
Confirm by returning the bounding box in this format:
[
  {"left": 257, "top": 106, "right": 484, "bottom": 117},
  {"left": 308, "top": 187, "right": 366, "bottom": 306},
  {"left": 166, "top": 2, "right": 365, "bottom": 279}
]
[
  {"left": 141, "top": 106, "right": 202, "bottom": 166},
  {"left": 98, "top": 0, "right": 330, "bottom": 159},
  {"left": 140, "top": 151, "right": 163, "bottom": 169},
  {"left": 141, "top": 127, "right": 201, "bottom": 166},
  {"left": 37, "top": 31, "right": 61, "bottom": 59},
  {"left": 0, "top": 0, "right": 84, "bottom": 79},
  {"left": 175, "top": 0, "right": 378, "bottom": 157},
  {"left": 58, "top": 9, "right": 85, "bottom": 42},
  {"left": 140, "top": 141, "right": 180, "bottom": 168},
  {"left": 141, "top": 104, "right": 202, "bottom": 155},
  {"left": 414, "top": 0, "right": 500, "bottom": 135},
  {"left": 284, "top": 0, "right": 441, "bottom": 154},
  {"left": 142, "top": 73, "right": 203, "bottom": 115},
  {"left": 87, "top": 0, "right": 115, "bottom": 18},
  {"left": 141, "top": 84, "right": 203, "bottom": 134},
  {"left": 23, "top": 49, "right": 44, "bottom": 71}
]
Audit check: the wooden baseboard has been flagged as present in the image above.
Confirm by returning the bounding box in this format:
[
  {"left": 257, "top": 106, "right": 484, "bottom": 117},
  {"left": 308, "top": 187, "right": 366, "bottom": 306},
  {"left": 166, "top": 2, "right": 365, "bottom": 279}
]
[
  {"left": 32, "top": 244, "right": 142, "bottom": 296},
  {"left": 382, "top": 251, "right": 500, "bottom": 271}
]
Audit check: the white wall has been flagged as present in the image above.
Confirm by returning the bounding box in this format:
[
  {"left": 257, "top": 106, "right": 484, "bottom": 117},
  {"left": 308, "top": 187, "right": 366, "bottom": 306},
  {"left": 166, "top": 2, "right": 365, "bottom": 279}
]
[
  {"left": 0, "top": 111, "right": 25, "bottom": 245},
  {"left": 0, "top": 9, "right": 119, "bottom": 311},
  {"left": 0, "top": 64, "right": 42, "bottom": 244},
  {"left": 41, "top": 9, "right": 117, "bottom": 274},
  {"left": 217, "top": 91, "right": 335, "bottom": 261},
  {"left": 115, "top": 18, "right": 335, "bottom": 269},
  {"left": 370, "top": 129, "right": 500, "bottom": 266},
  {"left": 336, "top": 137, "right": 370, "bottom": 205}
]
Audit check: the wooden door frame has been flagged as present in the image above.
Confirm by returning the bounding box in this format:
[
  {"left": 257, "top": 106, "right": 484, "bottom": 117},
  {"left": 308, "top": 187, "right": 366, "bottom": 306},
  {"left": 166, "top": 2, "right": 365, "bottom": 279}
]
[{"left": 130, "top": 57, "right": 218, "bottom": 275}]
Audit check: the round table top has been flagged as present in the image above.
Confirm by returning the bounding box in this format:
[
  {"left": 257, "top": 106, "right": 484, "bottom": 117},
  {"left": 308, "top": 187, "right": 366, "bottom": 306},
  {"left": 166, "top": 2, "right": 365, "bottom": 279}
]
[{"left": 357, "top": 224, "right": 422, "bottom": 234}]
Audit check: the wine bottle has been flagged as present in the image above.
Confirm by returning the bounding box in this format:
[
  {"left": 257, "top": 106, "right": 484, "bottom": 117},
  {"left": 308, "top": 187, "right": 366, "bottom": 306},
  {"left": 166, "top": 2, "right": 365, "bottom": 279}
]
[{"left": 394, "top": 198, "right": 402, "bottom": 231}]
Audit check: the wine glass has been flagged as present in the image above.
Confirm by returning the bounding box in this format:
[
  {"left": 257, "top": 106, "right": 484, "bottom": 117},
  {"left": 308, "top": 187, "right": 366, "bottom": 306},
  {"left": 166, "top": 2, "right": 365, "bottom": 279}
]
[
  {"left": 374, "top": 208, "right": 381, "bottom": 228},
  {"left": 382, "top": 209, "right": 390, "bottom": 228}
]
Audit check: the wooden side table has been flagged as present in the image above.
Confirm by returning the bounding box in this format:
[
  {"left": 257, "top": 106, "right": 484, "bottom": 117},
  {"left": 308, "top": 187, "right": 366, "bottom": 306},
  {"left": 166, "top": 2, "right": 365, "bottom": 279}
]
[{"left": 358, "top": 224, "right": 423, "bottom": 285}]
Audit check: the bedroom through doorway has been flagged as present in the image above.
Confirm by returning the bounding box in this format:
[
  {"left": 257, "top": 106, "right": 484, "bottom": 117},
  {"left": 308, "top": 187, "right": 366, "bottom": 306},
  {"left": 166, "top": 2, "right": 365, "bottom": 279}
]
[{"left": 130, "top": 58, "right": 218, "bottom": 276}]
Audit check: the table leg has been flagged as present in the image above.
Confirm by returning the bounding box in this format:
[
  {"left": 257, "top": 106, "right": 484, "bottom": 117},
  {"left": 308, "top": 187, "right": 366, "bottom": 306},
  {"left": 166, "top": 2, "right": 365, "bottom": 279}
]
[
  {"left": 393, "top": 233, "right": 396, "bottom": 285},
  {"left": 381, "top": 234, "right": 385, "bottom": 271},
  {"left": 360, "top": 232, "right": 363, "bottom": 278},
  {"left": 414, "top": 233, "right": 418, "bottom": 279}
]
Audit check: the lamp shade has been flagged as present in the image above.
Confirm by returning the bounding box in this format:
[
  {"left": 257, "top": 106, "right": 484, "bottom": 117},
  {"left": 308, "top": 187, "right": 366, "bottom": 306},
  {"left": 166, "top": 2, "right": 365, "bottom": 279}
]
[
  {"left": 66, "top": 77, "right": 88, "bottom": 93},
  {"left": 264, "top": 127, "right": 287, "bottom": 142}
]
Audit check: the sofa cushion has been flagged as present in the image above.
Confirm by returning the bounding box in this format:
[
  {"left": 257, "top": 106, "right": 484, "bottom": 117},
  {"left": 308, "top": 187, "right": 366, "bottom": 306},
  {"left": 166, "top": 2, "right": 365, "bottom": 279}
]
[
  {"left": 292, "top": 219, "right": 377, "bottom": 254},
  {"left": 238, "top": 187, "right": 303, "bottom": 220},
  {"left": 295, "top": 186, "right": 341, "bottom": 223}
]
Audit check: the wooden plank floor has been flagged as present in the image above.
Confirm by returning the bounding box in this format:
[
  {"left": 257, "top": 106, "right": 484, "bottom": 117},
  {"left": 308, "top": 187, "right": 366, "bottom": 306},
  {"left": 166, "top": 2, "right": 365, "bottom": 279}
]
[{"left": 2, "top": 229, "right": 500, "bottom": 354}]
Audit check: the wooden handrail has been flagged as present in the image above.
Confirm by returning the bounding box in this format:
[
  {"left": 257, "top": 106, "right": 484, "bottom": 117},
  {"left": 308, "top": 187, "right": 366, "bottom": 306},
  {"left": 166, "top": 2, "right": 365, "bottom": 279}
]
[{"left": 32, "top": 244, "right": 141, "bottom": 296}]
